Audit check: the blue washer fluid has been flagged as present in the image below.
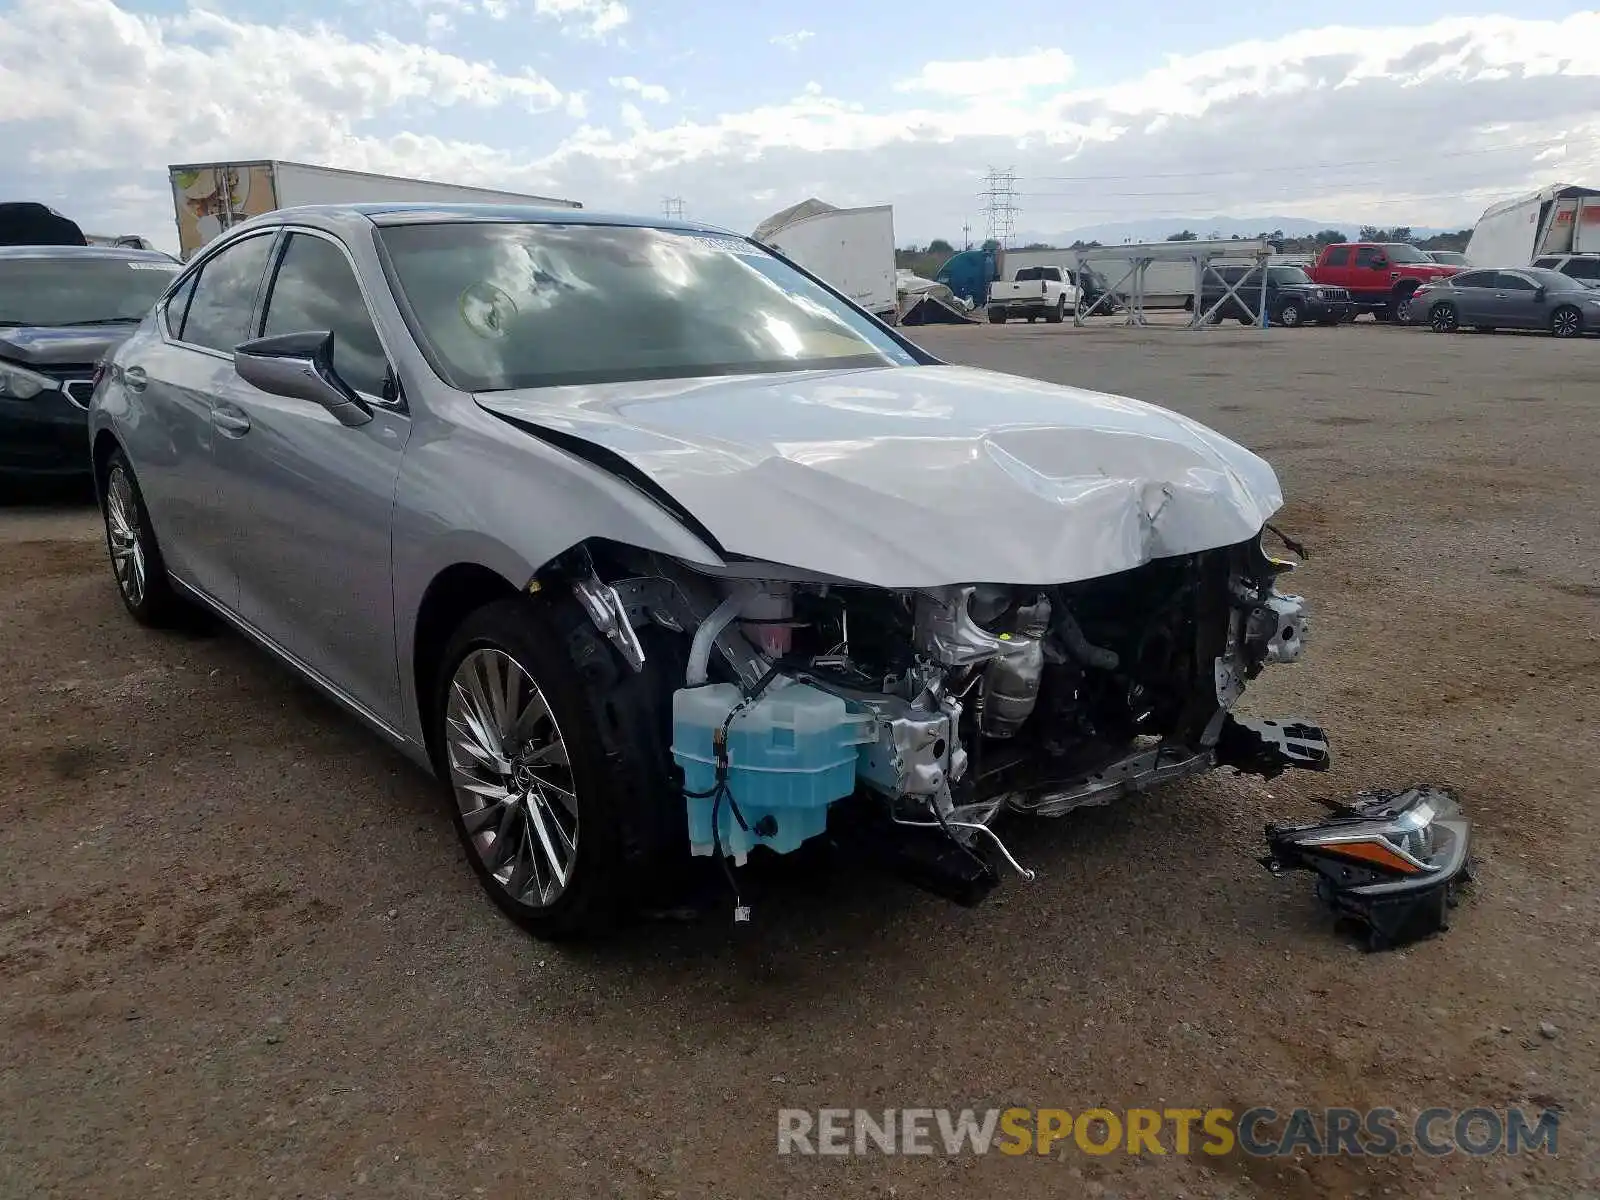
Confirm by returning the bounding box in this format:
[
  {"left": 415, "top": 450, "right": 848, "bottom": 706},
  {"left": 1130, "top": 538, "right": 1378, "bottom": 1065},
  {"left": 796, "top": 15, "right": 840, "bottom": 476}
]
[{"left": 672, "top": 681, "right": 875, "bottom": 863}]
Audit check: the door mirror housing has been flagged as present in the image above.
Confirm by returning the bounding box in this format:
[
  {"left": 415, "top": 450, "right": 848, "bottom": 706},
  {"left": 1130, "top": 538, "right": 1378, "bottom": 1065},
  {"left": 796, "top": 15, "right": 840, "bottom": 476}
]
[
  {"left": 1369, "top": 255, "right": 1388, "bottom": 268},
  {"left": 233, "top": 331, "right": 372, "bottom": 428},
  {"left": 1533, "top": 286, "right": 1547, "bottom": 301}
]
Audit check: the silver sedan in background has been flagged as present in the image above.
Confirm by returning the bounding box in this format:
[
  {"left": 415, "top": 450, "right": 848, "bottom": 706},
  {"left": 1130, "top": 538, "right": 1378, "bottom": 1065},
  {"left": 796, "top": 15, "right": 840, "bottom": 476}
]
[{"left": 1417, "top": 266, "right": 1600, "bottom": 337}]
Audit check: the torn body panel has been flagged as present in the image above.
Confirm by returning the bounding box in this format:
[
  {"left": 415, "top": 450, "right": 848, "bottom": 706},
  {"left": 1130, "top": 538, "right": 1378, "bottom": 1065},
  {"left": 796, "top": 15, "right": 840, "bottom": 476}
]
[{"left": 475, "top": 364, "right": 1284, "bottom": 589}]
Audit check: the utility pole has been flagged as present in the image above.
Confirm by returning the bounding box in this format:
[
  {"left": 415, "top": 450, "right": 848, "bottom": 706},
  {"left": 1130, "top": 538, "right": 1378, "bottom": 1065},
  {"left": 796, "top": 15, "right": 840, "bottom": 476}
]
[
  {"left": 980, "top": 167, "right": 1018, "bottom": 248},
  {"left": 961, "top": 220, "right": 972, "bottom": 250},
  {"left": 662, "top": 196, "right": 686, "bottom": 220}
]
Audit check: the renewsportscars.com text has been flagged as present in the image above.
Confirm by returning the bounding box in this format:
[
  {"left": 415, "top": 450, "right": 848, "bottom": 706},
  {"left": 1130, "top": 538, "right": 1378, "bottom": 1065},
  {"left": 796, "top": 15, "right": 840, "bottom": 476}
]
[{"left": 777, "top": 1106, "right": 1559, "bottom": 1158}]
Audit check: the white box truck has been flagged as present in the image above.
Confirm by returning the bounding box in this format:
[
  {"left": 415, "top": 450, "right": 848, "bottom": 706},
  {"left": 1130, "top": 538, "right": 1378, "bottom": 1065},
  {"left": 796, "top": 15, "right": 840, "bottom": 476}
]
[
  {"left": 752, "top": 199, "right": 897, "bottom": 318},
  {"left": 1464, "top": 183, "right": 1600, "bottom": 266},
  {"left": 168, "top": 159, "right": 581, "bottom": 259}
]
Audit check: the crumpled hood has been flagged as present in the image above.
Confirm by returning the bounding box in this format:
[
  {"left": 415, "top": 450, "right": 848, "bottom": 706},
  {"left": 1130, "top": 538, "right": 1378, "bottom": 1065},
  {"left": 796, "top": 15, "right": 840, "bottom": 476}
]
[
  {"left": 0, "top": 325, "right": 131, "bottom": 367},
  {"left": 475, "top": 364, "right": 1283, "bottom": 588}
]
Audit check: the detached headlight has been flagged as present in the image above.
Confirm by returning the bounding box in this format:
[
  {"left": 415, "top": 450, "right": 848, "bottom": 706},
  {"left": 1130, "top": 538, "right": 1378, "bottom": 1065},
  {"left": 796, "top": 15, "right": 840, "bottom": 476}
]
[
  {"left": 1262, "top": 785, "right": 1475, "bottom": 949},
  {"left": 0, "top": 361, "right": 53, "bottom": 400}
]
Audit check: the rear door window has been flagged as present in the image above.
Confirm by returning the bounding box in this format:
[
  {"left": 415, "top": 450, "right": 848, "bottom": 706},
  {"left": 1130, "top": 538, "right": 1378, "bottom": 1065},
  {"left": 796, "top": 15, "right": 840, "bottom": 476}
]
[
  {"left": 180, "top": 233, "right": 276, "bottom": 353},
  {"left": 1495, "top": 272, "right": 1536, "bottom": 291},
  {"left": 1323, "top": 247, "right": 1351, "bottom": 266},
  {"left": 1452, "top": 271, "right": 1494, "bottom": 289}
]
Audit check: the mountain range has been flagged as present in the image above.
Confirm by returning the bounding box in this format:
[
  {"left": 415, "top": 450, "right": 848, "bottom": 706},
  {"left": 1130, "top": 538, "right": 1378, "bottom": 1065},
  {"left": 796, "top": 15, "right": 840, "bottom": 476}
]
[{"left": 1017, "top": 215, "right": 1460, "bottom": 245}]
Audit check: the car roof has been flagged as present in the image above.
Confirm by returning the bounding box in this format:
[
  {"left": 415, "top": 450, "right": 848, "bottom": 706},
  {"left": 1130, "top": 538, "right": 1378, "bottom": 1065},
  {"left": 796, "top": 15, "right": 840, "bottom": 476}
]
[
  {"left": 260, "top": 202, "right": 737, "bottom": 237},
  {"left": 0, "top": 243, "right": 178, "bottom": 262}
]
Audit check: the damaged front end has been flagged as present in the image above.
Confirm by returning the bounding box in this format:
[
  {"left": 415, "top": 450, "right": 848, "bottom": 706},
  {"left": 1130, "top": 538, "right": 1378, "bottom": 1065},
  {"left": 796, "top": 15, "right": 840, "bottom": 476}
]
[{"left": 551, "top": 526, "right": 1329, "bottom": 908}]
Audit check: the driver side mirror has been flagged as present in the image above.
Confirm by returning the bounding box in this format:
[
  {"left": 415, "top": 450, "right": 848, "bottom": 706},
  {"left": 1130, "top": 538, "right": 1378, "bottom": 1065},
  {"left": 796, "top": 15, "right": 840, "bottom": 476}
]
[
  {"left": 233, "top": 331, "right": 372, "bottom": 428},
  {"left": 1533, "top": 286, "right": 1547, "bottom": 301},
  {"left": 1369, "top": 256, "right": 1388, "bottom": 268}
]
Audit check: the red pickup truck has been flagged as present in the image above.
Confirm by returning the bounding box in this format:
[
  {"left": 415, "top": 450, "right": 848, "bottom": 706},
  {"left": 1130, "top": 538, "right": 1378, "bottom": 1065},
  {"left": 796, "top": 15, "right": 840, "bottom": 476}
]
[{"left": 1307, "top": 242, "right": 1461, "bottom": 324}]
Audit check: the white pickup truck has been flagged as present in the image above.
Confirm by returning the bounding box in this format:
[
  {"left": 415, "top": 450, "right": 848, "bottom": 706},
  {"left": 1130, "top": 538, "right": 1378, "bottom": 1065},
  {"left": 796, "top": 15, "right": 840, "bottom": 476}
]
[{"left": 986, "top": 265, "right": 1080, "bottom": 324}]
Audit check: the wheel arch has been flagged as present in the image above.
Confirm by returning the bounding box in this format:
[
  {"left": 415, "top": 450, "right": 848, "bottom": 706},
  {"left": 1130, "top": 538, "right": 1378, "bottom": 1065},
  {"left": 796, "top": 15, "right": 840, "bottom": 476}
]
[{"left": 91, "top": 429, "right": 122, "bottom": 497}]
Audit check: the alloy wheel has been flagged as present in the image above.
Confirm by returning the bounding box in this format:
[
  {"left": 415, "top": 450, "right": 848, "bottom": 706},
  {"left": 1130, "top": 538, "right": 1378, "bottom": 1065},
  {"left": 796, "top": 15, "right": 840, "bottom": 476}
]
[
  {"left": 1552, "top": 307, "right": 1581, "bottom": 338},
  {"left": 445, "top": 647, "right": 579, "bottom": 908},
  {"left": 1393, "top": 295, "right": 1414, "bottom": 325},
  {"left": 1430, "top": 304, "right": 1458, "bottom": 333},
  {"left": 105, "top": 465, "right": 147, "bottom": 609}
]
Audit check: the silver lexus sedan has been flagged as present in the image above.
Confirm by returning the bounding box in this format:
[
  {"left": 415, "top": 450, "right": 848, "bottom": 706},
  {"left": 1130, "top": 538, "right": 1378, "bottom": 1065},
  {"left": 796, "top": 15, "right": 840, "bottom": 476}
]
[{"left": 89, "top": 204, "right": 1329, "bottom": 939}]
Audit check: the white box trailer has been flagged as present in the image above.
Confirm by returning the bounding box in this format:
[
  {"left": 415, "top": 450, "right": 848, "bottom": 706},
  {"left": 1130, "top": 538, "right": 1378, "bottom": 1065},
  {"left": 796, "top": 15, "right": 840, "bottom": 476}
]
[
  {"left": 1464, "top": 183, "right": 1600, "bottom": 266},
  {"left": 168, "top": 159, "right": 581, "bottom": 260},
  {"left": 752, "top": 199, "right": 897, "bottom": 317}
]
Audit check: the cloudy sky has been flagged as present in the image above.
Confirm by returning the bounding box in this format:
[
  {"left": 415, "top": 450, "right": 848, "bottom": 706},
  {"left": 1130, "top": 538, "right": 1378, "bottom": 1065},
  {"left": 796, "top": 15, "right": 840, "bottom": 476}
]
[{"left": 1, "top": 0, "right": 1596, "bottom": 251}]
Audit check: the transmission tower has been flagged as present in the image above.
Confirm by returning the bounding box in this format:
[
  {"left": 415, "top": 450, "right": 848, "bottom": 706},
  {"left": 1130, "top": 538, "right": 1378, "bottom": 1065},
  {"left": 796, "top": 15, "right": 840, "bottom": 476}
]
[
  {"left": 961, "top": 220, "right": 972, "bottom": 250},
  {"left": 662, "top": 196, "right": 686, "bottom": 220},
  {"left": 980, "top": 167, "right": 1018, "bottom": 248}
]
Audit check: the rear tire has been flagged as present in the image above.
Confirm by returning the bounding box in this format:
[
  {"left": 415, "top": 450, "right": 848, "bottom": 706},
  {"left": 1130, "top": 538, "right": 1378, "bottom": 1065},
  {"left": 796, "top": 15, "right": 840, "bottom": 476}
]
[
  {"left": 434, "top": 597, "right": 685, "bottom": 940},
  {"left": 987, "top": 307, "right": 1006, "bottom": 324},
  {"left": 1044, "top": 297, "right": 1066, "bottom": 324},
  {"left": 101, "top": 449, "right": 186, "bottom": 627},
  {"left": 1390, "top": 286, "right": 1418, "bottom": 326},
  {"left": 1428, "top": 302, "right": 1458, "bottom": 333}
]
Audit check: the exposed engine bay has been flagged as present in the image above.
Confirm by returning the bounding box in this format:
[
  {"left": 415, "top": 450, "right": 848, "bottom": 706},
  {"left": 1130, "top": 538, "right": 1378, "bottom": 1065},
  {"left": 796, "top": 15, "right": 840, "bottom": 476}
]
[{"left": 553, "top": 527, "right": 1329, "bottom": 905}]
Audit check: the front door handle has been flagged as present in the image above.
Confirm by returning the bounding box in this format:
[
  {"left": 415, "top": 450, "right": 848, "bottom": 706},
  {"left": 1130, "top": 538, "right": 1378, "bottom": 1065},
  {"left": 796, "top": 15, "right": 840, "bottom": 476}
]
[
  {"left": 213, "top": 407, "right": 252, "bottom": 437},
  {"left": 122, "top": 365, "right": 147, "bottom": 392}
]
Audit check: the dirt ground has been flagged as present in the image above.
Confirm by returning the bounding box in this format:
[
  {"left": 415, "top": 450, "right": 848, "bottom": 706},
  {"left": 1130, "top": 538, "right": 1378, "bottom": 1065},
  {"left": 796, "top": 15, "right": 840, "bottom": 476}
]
[{"left": 2, "top": 321, "right": 1596, "bottom": 1199}]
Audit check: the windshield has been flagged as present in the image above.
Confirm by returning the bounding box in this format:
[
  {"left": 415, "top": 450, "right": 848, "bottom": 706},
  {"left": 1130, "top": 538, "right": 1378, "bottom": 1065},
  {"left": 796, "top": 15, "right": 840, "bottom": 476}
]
[
  {"left": 1268, "top": 267, "right": 1312, "bottom": 285},
  {"left": 377, "top": 222, "right": 920, "bottom": 391},
  {"left": 1382, "top": 243, "right": 1431, "bottom": 265},
  {"left": 0, "top": 257, "right": 180, "bottom": 326},
  {"left": 1429, "top": 251, "right": 1468, "bottom": 266},
  {"left": 1523, "top": 268, "right": 1585, "bottom": 291}
]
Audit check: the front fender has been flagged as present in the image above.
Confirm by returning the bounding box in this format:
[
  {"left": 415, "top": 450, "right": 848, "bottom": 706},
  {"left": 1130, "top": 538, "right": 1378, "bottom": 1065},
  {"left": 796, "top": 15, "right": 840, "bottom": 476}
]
[{"left": 389, "top": 408, "right": 725, "bottom": 744}]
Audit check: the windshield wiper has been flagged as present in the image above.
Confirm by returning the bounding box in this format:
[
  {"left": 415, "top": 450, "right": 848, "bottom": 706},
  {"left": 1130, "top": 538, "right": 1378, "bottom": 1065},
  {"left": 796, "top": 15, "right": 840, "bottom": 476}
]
[{"left": 63, "top": 317, "right": 143, "bottom": 326}]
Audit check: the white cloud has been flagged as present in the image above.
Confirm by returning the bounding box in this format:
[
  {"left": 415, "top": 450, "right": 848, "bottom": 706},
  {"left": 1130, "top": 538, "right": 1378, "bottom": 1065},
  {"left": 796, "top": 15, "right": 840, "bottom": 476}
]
[
  {"left": 3, "top": 4, "right": 1598, "bottom": 252},
  {"left": 531, "top": 0, "right": 628, "bottom": 37},
  {"left": 770, "top": 30, "right": 813, "bottom": 52},
  {"left": 896, "top": 49, "right": 1075, "bottom": 96},
  {"left": 609, "top": 75, "right": 671, "bottom": 104}
]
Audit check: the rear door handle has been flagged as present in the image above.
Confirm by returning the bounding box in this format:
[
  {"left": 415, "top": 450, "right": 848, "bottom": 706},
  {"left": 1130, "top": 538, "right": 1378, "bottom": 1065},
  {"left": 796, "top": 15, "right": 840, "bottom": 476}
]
[
  {"left": 213, "top": 406, "right": 252, "bottom": 437},
  {"left": 122, "top": 365, "right": 147, "bottom": 392}
]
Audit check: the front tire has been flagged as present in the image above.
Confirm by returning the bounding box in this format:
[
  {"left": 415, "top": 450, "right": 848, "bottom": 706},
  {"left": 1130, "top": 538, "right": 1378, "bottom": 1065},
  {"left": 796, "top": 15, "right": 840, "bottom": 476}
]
[
  {"left": 1429, "top": 302, "right": 1458, "bottom": 333},
  {"left": 1277, "top": 300, "right": 1303, "bottom": 327},
  {"left": 435, "top": 597, "right": 682, "bottom": 939},
  {"left": 101, "top": 450, "right": 185, "bottom": 627},
  {"left": 1551, "top": 305, "right": 1583, "bottom": 339}
]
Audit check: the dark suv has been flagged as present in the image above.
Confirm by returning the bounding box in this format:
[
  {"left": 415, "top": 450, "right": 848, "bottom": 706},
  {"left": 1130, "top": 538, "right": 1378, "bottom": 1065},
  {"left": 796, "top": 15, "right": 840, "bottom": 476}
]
[
  {"left": 0, "top": 245, "right": 180, "bottom": 482},
  {"left": 1201, "top": 264, "right": 1354, "bottom": 327}
]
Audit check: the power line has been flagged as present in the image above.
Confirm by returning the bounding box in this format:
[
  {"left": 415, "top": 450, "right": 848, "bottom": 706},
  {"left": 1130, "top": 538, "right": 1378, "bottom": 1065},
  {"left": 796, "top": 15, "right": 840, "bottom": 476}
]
[
  {"left": 980, "top": 166, "right": 1018, "bottom": 247},
  {"left": 1021, "top": 132, "right": 1600, "bottom": 183}
]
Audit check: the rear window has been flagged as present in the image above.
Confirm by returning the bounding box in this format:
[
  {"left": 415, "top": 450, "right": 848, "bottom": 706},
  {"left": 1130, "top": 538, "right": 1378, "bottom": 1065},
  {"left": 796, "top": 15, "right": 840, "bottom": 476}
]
[{"left": 0, "top": 256, "right": 181, "bottom": 327}]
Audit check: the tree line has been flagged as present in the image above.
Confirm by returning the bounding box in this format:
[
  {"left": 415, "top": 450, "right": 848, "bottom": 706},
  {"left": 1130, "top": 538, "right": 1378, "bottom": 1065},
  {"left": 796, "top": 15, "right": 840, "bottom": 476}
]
[{"left": 896, "top": 226, "right": 1473, "bottom": 274}]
